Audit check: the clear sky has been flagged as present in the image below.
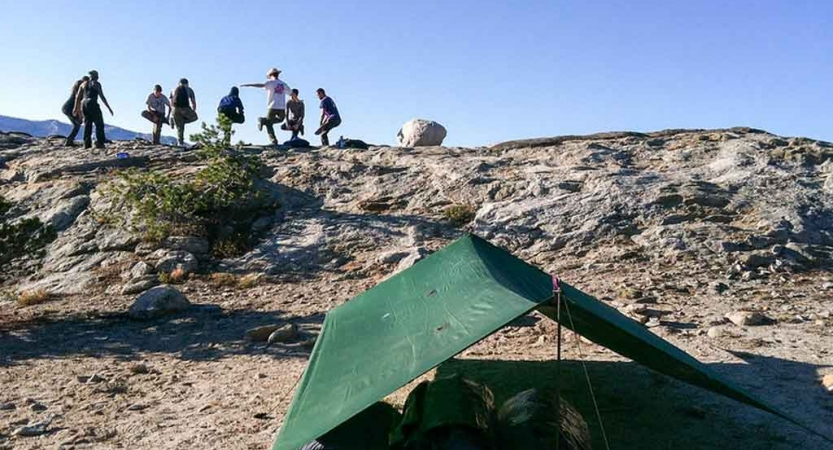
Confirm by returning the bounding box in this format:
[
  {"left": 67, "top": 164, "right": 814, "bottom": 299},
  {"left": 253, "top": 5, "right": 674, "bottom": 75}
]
[{"left": 0, "top": 0, "right": 830, "bottom": 147}]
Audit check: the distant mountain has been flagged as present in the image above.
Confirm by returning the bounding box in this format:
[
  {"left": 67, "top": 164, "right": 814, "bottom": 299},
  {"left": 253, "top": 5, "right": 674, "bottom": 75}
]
[{"left": 0, "top": 115, "right": 176, "bottom": 145}]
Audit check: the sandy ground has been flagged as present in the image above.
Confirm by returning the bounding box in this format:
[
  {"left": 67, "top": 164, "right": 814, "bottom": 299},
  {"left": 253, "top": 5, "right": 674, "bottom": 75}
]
[{"left": 1, "top": 260, "right": 832, "bottom": 450}]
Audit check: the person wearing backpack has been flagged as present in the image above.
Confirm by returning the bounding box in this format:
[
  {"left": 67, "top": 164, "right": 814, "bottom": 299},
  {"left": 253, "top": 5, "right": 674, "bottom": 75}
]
[
  {"left": 142, "top": 84, "right": 171, "bottom": 145},
  {"left": 170, "top": 78, "right": 198, "bottom": 146},
  {"left": 241, "top": 67, "right": 291, "bottom": 146},
  {"left": 72, "top": 70, "right": 114, "bottom": 150},
  {"left": 60, "top": 75, "right": 89, "bottom": 147}
]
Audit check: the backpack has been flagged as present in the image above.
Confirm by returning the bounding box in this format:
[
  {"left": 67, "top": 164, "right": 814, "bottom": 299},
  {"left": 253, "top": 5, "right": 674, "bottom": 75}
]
[
  {"left": 173, "top": 86, "right": 191, "bottom": 108},
  {"left": 283, "top": 138, "right": 311, "bottom": 148}
]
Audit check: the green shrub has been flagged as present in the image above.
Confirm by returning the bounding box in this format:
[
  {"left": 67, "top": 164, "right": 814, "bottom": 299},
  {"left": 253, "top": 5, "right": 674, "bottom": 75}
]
[
  {"left": 0, "top": 196, "right": 56, "bottom": 268},
  {"left": 443, "top": 204, "right": 476, "bottom": 226},
  {"left": 102, "top": 115, "right": 272, "bottom": 256}
]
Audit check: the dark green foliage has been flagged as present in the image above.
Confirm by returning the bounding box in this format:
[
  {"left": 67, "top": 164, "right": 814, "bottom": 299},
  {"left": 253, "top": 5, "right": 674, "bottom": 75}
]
[
  {"left": 102, "top": 115, "right": 274, "bottom": 256},
  {"left": 443, "top": 204, "right": 477, "bottom": 226},
  {"left": 0, "top": 196, "right": 56, "bottom": 268}
]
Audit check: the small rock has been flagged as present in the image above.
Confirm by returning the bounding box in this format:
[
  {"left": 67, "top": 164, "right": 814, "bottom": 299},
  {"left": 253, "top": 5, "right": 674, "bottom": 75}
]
[
  {"left": 645, "top": 317, "right": 661, "bottom": 328},
  {"left": 251, "top": 216, "right": 274, "bottom": 232},
  {"left": 120, "top": 276, "right": 159, "bottom": 295},
  {"left": 127, "top": 261, "right": 154, "bottom": 280},
  {"left": 822, "top": 374, "right": 833, "bottom": 393},
  {"left": 128, "top": 363, "right": 150, "bottom": 375},
  {"left": 78, "top": 373, "right": 106, "bottom": 384},
  {"left": 162, "top": 236, "right": 210, "bottom": 255},
  {"left": 246, "top": 324, "right": 283, "bottom": 342},
  {"left": 625, "top": 304, "right": 649, "bottom": 315},
  {"left": 127, "top": 404, "right": 148, "bottom": 411},
  {"left": 726, "top": 311, "right": 770, "bottom": 327},
  {"left": 822, "top": 282, "right": 833, "bottom": 291},
  {"left": 30, "top": 403, "right": 47, "bottom": 412},
  {"left": 740, "top": 271, "right": 758, "bottom": 282},
  {"left": 707, "top": 326, "right": 724, "bottom": 338},
  {"left": 739, "top": 252, "right": 773, "bottom": 269},
  {"left": 153, "top": 250, "right": 199, "bottom": 275},
  {"left": 128, "top": 285, "right": 190, "bottom": 320},
  {"left": 0, "top": 402, "right": 16, "bottom": 411},
  {"left": 134, "top": 242, "right": 158, "bottom": 256},
  {"left": 393, "top": 247, "right": 429, "bottom": 273},
  {"left": 709, "top": 281, "right": 730, "bottom": 294},
  {"left": 12, "top": 416, "right": 53, "bottom": 437},
  {"left": 267, "top": 323, "right": 300, "bottom": 345}
]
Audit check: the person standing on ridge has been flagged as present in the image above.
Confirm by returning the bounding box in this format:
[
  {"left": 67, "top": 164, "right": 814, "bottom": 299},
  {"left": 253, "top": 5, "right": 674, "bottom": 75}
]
[
  {"left": 283, "top": 88, "right": 304, "bottom": 140},
  {"left": 61, "top": 75, "right": 89, "bottom": 147},
  {"left": 142, "top": 84, "right": 170, "bottom": 145},
  {"left": 315, "top": 88, "right": 340, "bottom": 146},
  {"left": 241, "top": 68, "right": 291, "bottom": 146},
  {"left": 170, "top": 78, "right": 198, "bottom": 146},
  {"left": 72, "top": 70, "right": 114, "bottom": 150},
  {"left": 217, "top": 86, "right": 245, "bottom": 125}
]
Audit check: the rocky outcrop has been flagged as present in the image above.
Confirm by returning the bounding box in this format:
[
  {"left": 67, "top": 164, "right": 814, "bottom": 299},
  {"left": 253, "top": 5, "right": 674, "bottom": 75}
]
[{"left": 1, "top": 128, "right": 832, "bottom": 297}]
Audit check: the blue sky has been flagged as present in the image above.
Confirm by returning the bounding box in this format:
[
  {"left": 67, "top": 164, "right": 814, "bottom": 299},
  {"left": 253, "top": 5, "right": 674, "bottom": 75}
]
[{"left": 1, "top": 0, "right": 830, "bottom": 147}]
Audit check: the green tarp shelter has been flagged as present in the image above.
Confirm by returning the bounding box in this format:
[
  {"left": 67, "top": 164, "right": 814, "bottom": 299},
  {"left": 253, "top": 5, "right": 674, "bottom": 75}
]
[{"left": 273, "top": 234, "right": 830, "bottom": 450}]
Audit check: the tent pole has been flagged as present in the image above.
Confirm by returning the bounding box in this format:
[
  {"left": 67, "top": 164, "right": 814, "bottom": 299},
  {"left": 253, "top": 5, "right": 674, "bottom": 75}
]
[{"left": 553, "top": 277, "right": 562, "bottom": 450}]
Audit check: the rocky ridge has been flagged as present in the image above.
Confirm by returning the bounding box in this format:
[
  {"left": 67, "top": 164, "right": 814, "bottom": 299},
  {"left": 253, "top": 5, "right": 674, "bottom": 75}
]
[{"left": 1, "top": 128, "right": 832, "bottom": 449}]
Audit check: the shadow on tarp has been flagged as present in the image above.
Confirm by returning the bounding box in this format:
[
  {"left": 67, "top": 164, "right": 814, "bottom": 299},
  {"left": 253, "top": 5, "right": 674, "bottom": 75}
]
[
  {"left": 0, "top": 305, "right": 325, "bottom": 366},
  {"left": 436, "top": 356, "right": 833, "bottom": 450}
]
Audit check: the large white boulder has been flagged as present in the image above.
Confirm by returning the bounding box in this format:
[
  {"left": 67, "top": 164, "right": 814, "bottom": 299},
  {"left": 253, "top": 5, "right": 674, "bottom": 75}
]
[
  {"left": 397, "top": 119, "right": 447, "bottom": 147},
  {"left": 128, "top": 285, "right": 190, "bottom": 320}
]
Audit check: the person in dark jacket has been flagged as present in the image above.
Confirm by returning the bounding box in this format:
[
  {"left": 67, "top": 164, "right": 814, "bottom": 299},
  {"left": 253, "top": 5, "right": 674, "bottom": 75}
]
[
  {"left": 170, "top": 78, "right": 198, "bottom": 146},
  {"left": 217, "top": 86, "right": 245, "bottom": 124},
  {"left": 72, "top": 70, "right": 114, "bottom": 150},
  {"left": 61, "top": 75, "right": 89, "bottom": 147}
]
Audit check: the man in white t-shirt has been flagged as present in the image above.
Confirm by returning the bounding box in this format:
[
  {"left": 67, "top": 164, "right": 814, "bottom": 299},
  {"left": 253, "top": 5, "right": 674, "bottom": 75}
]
[{"left": 241, "top": 68, "right": 291, "bottom": 145}]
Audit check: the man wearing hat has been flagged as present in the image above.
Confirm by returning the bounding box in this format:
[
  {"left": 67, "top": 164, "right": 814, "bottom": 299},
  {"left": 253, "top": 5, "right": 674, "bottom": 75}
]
[{"left": 241, "top": 68, "right": 291, "bottom": 146}]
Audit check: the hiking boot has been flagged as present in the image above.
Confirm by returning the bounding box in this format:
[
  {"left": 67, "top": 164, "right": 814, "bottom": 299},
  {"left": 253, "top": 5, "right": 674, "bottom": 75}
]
[
  {"left": 257, "top": 117, "right": 264, "bottom": 132},
  {"left": 64, "top": 141, "right": 77, "bottom": 147}
]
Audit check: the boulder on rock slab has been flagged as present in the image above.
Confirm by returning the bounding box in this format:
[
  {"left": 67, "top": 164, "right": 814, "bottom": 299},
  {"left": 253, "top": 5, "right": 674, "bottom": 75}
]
[
  {"left": 121, "top": 276, "right": 159, "bottom": 295},
  {"left": 725, "top": 310, "right": 770, "bottom": 327},
  {"left": 154, "top": 250, "right": 198, "bottom": 274},
  {"left": 396, "top": 119, "right": 447, "bottom": 147},
  {"left": 127, "top": 261, "right": 155, "bottom": 281},
  {"left": 246, "top": 324, "right": 283, "bottom": 342},
  {"left": 128, "top": 285, "right": 190, "bottom": 320},
  {"left": 267, "top": 323, "right": 299, "bottom": 345},
  {"left": 162, "top": 236, "right": 210, "bottom": 255}
]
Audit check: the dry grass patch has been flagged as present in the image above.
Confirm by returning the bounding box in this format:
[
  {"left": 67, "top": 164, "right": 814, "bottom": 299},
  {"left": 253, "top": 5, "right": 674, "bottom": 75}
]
[
  {"left": 159, "top": 267, "right": 188, "bottom": 284},
  {"left": 208, "top": 272, "right": 262, "bottom": 289},
  {"left": 443, "top": 204, "right": 476, "bottom": 226},
  {"left": 237, "top": 273, "right": 261, "bottom": 289},
  {"left": 209, "top": 272, "right": 238, "bottom": 287},
  {"left": 17, "top": 289, "right": 51, "bottom": 306}
]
